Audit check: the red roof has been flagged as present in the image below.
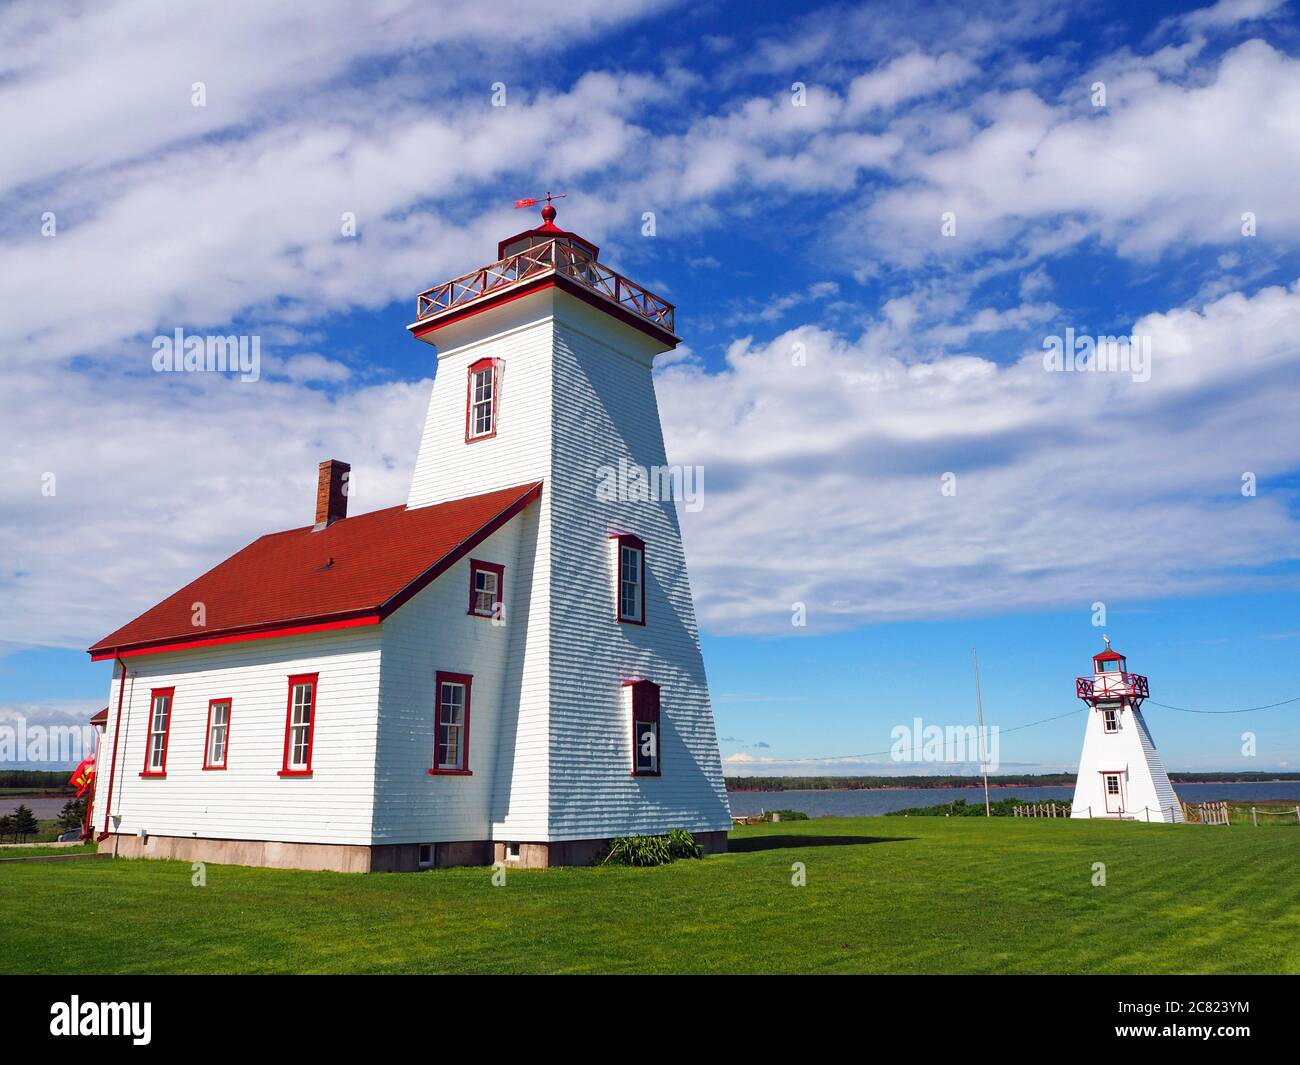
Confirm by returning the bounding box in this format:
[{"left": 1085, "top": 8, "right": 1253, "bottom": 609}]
[
  {"left": 90, "top": 707, "right": 108, "bottom": 726},
  {"left": 88, "top": 482, "right": 542, "bottom": 660}
]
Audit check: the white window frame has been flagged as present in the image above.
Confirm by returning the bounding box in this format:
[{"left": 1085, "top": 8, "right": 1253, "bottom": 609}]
[
  {"left": 288, "top": 682, "right": 313, "bottom": 771},
  {"left": 634, "top": 719, "right": 659, "bottom": 775},
  {"left": 145, "top": 691, "right": 172, "bottom": 774},
  {"left": 468, "top": 364, "right": 495, "bottom": 439},
  {"left": 206, "top": 700, "right": 231, "bottom": 768},
  {"left": 437, "top": 680, "right": 467, "bottom": 771},
  {"left": 619, "top": 543, "right": 644, "bottom": 623}
]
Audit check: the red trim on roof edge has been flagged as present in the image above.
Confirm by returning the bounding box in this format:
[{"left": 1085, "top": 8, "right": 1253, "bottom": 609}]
[
  {"left": 378, "top": 483, "right": 541, "bottom": 619},
  {"left": 90, "top": 613, "right": 382, "bottom": 662}
]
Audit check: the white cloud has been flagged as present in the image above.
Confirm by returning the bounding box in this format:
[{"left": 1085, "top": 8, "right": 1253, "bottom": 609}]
[
  {"left": 853, "top": 39, "right": 1300, "bottom": 264},
  {"left": 844, "top": 51, "right": 978, "bottom": 117},
  {"left": 663, "top": 280, "right": 1300, "bottom": 634}
]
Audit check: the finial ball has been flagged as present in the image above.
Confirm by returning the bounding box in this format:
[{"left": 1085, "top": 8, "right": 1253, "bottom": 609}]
[{"left": 541, "top": 204, "right": 557, "bottom": 223}]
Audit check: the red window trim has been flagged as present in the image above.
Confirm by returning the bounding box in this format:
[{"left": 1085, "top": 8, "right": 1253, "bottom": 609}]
[
  {"left": 139, "top": 686, "right": 175, "bottom": 778},
  {"left": 279, "top": 673, "right": 318, "bottom": 778},
  {"left": 467, "top": 558, "right": 506, "bottom": 619},
  {"left": 464, "top": 357, "right": 500, "bottom": 443},
  {"left": 202, "top": 697, "right": 233, "bottom": 770},
  {"left": 625, "top": 679, "right": 661, "bottom": 777},
  {"left": 612, "top": 532, "right": 646, "bottom": 626},
  {"left": 430, "top": 671, "right": 473, "bottom": 775}
]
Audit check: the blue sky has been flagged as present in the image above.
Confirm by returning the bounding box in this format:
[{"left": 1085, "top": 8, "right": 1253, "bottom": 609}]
[{"left": 2, "top": 0, "right": 1300, "bottom": 775}]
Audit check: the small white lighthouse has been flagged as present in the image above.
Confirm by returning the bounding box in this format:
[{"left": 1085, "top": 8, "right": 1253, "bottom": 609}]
[{"left": 1070, "top": 637, "right": 1184, "bottom": 822}]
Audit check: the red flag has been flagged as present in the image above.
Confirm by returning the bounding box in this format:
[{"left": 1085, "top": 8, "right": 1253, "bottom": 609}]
[
  {"left": 514, "top": 198, "right": 538, "bottom": 208},
  {"left": 69, "top": 752, "right": 96, "bottom": 798}
]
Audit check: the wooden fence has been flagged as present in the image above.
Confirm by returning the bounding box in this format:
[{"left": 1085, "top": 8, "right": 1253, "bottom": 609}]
[{"left": 1013, "top": 803, "right": 1069, "bottom": 818}]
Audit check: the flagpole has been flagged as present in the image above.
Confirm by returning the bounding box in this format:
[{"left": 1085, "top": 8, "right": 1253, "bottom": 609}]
[{"left": 973, "top": 646, "right": 991, "bottom": 817}]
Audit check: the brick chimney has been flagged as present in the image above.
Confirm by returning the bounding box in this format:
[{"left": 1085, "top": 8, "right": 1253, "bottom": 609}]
[{"left": 314, "top": 459, "right": 350, "bottom": 529}]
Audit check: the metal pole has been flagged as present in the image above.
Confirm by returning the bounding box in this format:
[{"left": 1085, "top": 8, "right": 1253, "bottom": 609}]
[{"left": 972, "top": 646, "right": 991, "bottom": 818}]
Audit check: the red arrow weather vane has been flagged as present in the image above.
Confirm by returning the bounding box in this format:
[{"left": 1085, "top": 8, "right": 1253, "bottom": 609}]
[{"left": 514, "top": 191, "right": 567, "bottom": 209}]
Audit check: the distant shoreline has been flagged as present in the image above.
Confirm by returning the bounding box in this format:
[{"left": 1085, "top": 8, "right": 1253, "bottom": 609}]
[{"left": 725, "top": 774, "right": 1300, "bottom": 793}]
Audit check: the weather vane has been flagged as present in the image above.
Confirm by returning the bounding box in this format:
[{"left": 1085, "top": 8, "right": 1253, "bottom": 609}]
[
  {"left": 514, "top": 191, "right": 566, "bottom": 221},
  {"left": 513, "top": 191, "right": 566, "bottom": 209}
]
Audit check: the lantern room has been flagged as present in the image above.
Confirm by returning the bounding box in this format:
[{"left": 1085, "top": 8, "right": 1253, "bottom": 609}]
[{"left": 1076, "top": 635, "right": 1149, "bottom": 704}]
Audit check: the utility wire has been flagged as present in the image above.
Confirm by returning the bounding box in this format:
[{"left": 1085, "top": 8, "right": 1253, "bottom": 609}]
[
  {"left": 780, "top": 691, "right": 1300, "bottom": 764},
  {"left": 1146, "top": 695, "right": 1300, "bottom": 715}
]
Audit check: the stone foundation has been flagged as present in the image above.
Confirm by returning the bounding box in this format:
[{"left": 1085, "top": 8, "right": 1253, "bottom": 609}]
[{"left": 99, "top": 829, "right": 728, "bottom": 873}]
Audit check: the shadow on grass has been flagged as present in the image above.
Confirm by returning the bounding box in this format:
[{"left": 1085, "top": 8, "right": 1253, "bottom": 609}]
[{"left": 727, "top": 835, "right": 913, "bottom": 853}]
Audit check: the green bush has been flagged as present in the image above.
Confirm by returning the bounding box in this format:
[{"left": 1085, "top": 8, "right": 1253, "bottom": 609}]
[
  {"left": 667, "top": 827, "right": 702, "bottom": 859},
  {"left": 603, "top": 828, "right": 703, "bottom": 866},
  {"left": 763, "top": 809, "right": 809, "bottom": 822}
]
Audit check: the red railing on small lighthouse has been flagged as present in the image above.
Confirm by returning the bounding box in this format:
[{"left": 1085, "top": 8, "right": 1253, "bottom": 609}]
[{"left": 1076, "top": 672, "right": 1149, "bottom": 702}]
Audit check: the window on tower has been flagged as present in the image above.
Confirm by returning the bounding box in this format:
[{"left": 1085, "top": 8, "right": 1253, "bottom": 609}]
[
  {"left": 614, "top": 533, "right": 646, "bottom": 625},
  {"left": 625, "top": 679, "right": 661, "bottom": 777},
  {"left": 468, "top": 559, "right": 505, "bottom": 619},
  {"left": 1102, "top": 707, "right": 1119, "bottom": 733},
  {"left": 1099, "top": 659, "right": 1120, "bottom": 672},
  {"left": 466, "top": 358, "right": 498, "bottom": 441}
]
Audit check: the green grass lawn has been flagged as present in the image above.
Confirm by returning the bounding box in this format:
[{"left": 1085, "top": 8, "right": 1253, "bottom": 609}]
[
  {"left": 1, "top": 816, "right": 1297, "bottom": 974},
  {"left": 0, "top": 842, "right": 97, "bottom": 859}
]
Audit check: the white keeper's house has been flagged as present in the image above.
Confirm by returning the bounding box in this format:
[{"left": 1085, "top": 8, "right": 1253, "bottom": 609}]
[{"left": 88, "top": 203, "right": 732, "bottom": 871}]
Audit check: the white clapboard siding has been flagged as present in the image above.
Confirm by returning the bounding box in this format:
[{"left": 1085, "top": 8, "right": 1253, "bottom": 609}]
[
  {"left": 402, "top": 285, "right": 730, "bottom": 844},
  {"left": 1070, "top": 700, "right": 1184, "bottom": 823},
  {"left": 547, "top": 299, "right": 731, "bottom": 838},
  {"left": 98, "top": 629, "right": 382, "bottom": 845},
  {"left": 373, "top": 506, "right": 551, "bottom": 842}
]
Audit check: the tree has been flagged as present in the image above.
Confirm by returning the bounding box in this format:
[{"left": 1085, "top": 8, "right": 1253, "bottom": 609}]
[
  {"left": 12, "top": 804, "right": 39, "bottom": 842},
  {"left": 57, "top": 797, "right": 87, "bottom": 832},
  {"left": 0, "top": 814, "right": 15, "bottom": 842}
]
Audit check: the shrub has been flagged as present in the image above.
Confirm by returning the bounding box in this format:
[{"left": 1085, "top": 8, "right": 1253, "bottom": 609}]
[
  {"left": 603, "top": 828, "right": 703, "bottom": 866},
  {"left": 763, "top": 809, "right": 809, "bottom": 822},
  {"left": 667, "top": 827, "right": 703, "bottom": 859}
]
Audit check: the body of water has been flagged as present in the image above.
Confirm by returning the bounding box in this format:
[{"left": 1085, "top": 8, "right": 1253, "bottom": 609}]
[
  {"left": 2, "top": 796, "right": 74, "bottom": 820},
  {"left": 726, "top": 781, "right": 1300, "bottom": 818},
  {"left": 9, "top": 783, "right": 1299, "bottom": 823}
]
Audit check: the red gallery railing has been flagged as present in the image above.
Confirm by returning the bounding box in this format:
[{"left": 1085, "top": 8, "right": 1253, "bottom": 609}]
[
  {"left": 1076, "top": 673, "right": 1149, "bottom": 701},
  {"left": 415, "top": 239, "right": 675, "bottom": 334}
]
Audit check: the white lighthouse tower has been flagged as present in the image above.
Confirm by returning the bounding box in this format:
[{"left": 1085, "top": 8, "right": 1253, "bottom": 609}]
[{"left": 1070, "top": 637, "right": 1183, "bottom": 822}]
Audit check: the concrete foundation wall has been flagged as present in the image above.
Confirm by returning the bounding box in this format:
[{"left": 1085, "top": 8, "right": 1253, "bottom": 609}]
[{"left": 100, "top": 829, "right": 727, "bottom": 872}]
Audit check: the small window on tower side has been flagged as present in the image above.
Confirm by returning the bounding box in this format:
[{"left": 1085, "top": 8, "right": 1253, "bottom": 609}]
[
  {"left": 468, "top": 560, "right": 505, "bottom": 619},
  {"left": 613, "top": 533, "right": 646, "bottom": 625},
  {"left": 625, "top": 679, "right": 661, "bottom": 777},
  {"left": 465, "top": 358, "right": 498, "bottom": 442},
  {"left": 1102, "top": 707, "right": 1118, "bottom": 733}
]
